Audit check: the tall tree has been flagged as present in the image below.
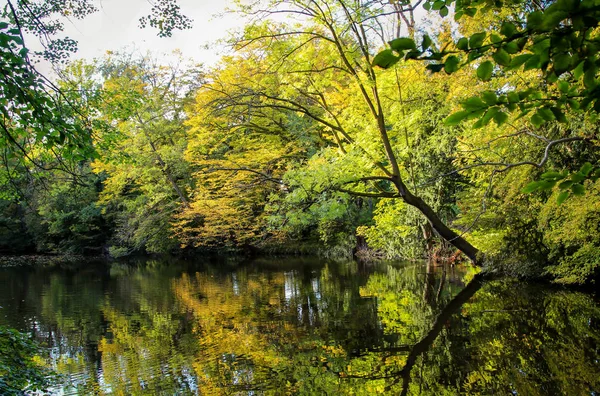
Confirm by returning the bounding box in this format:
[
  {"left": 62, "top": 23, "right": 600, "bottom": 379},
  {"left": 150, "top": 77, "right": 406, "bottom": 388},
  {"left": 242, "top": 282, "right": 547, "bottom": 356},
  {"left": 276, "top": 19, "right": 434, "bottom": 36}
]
[
  {"left": 0, "top": 0, "right": 193, "bottom": 175},
  {"left": 222, "top": 0, "right": 481, "bottom": 261},
  {"left": 91, "top": 52, "right": 202, "bottom": 255}
]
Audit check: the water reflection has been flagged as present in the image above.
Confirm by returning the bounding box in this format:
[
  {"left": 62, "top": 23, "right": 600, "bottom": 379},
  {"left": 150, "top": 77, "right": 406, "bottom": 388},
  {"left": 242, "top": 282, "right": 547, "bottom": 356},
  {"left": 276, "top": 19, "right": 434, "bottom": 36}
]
[{"left": 0, "top": 258, "right": 598, "bottom": 395}]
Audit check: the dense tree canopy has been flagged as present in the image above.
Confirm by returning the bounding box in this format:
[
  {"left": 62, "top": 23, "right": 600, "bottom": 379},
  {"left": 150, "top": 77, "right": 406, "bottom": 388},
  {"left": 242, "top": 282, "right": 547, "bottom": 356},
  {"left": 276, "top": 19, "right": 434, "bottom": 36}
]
[{"left": 0, "top": 0, "right": 598, "bottom": 283}]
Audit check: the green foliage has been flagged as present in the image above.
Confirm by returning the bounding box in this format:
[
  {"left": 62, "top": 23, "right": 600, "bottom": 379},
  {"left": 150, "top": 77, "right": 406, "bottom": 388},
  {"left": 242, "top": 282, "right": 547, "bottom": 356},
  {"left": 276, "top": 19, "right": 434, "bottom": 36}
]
[
  {"left": 266, "top": 151, "right": 373, "bottom": 254},
  {"left": 522, "top": 161, "right": 600, "bottom": 203},
  {"left": 539, "top": 179, "right": 600, "bottom": 283},
  {"left": 0, "top": 199, "right": 34, "bottom": 253},
  {"left": 0, "top": 326, "right": 55, "bottom": 394},
  {"left": 375, "top": 0, "right": 600, "bottom": 130},
  {"left": 91, "top": 52, "right": 200, "bottom": 255},
  {"left": 27, "top": 171, "right": 109, "bottom": 254},
  {"left": 357, "top": 200, "right": 426, "bottom": 259},
  {"left": 0, "top": 20, "right": 94, "bottom": 169},
  {"left": 137, "top": 0, "right": 193, "bottom": 37},
  {"left": 0, "top": 0, "right": 599, "bottom": 285}
]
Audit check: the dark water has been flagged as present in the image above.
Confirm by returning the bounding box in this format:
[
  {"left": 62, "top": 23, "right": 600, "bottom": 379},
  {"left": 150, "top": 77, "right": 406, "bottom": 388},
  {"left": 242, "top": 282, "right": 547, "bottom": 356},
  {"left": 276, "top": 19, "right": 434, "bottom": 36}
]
[{"left": 0, "top": 257, "right": 598, "bottom": 395}]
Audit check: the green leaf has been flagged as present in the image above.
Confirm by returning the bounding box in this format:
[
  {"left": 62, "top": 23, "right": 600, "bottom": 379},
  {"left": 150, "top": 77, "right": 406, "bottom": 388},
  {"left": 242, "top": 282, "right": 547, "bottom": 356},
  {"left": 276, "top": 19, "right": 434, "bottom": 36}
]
[
  {"left": 444, "top": 110, "right": 470, "bottom": 126},
  {"left": 481, "top": 91, "right": 497, "bottom": 105},
  {"left": 550, "top": 107, "right": 568, "bottom": 123},
  {"left": 372, "top": 49, "right": 400, "bottom": 69},
  {"left": 504, "top": 41, "right": 520, "bottom": 54},
  {"left": 481, "top": 107, "right": 499, "bottom": 126},
  {"left": 558, "top": 80, "right": 570, "bottom": 93},
  {"left": 567, "top": 99, "right": 580, "bottom": 110},
  {"left": 421, "top": 35, "right": 432, "bottom": 51},
  {"left": 444, "top": 55, "right": 460, "bottom": 74},
  {"left": 468, "top": 52, "right": 484, "bottom": 62},
  {"left": 507, "top": 91, "right": 520, "bottom": 103},
  {"left": 490, "top": 33, "right": 502, "bottom": 44},
  {"left": 539, "top": 180, "right": 557, "bottom": 190},
  {"left": 493, "top": 48, "right": 511, "bottom": 66},
  {"left": 472, "top": 118, "right": 485, "bottom": 129},
  {"left": 477, "top": 61, "right": 494, "bottom": 81},
  {"left": 522, "top": 181, "right": 541, "bottom": 193},
  {"left": 509, "top": 54, "right": 533, "bottom": 69},
  {"left": 469, "top": 32, "right": 486, "bottom": 49},
  {"left": 553, "top": 53, "right": 572, "bottom": 74},
  {"left": 464, "top": 7, "right": 477, "bottom": 17},
  {"left": 530, "top": 113, "right": 545, "bottom": 127},
  {"left": 542, "top": 9, "right": 569, "bottom": 30},
  {"left": 556, "top": 190, "right": 570, "bottom": 204},
  {"left": 524, "top": 54, "right": 541, "bottom": 71},
  {"left": 571, "top": 183, "right": 585, "bottom": 195},
  {"left": 432, "top": 0, "right": 445, "bottom": 10},
  {"left": 571, "top": 172, "right": 586, "bottom": 183},
  {"left": 541, "top": 171, "right": 563, "bottom": 180},
  {"left": 389, "top": 38, "right": 417, "bottom": 51},
  {"left": 440, "top": 5, "right": 449, "bottom": 17},
  {"left": 527, "top": 11, "right": 544, "bottom": 30},
  {"left": 580, "top": 162, "right": 594, "bottom": 176},
  {"left": 466, "top": 108, "right": 486, "bottom": 120},
  {"left": 537, "top": 107, "right": 556, "bottom": 121},
  {"left": 573, "top": 61, "right": 585, "bottom": 79},
  {"left": 462, "top": 97, "right": 487, "bottom": 110},
  {"left": 456, "top": 37, "right": 469, "bottom": 51},
  {"left": 500, "top": 22, "right": 517, "bottom": 38},
  {"left": 558, "top": 180, "right": 574, "bottom": 189},
  {"left": 493, "top": 111, "right": 508, "bottom": 126},
  {"left": 583, "top": 61, "right": 597, "bottom": 89}
]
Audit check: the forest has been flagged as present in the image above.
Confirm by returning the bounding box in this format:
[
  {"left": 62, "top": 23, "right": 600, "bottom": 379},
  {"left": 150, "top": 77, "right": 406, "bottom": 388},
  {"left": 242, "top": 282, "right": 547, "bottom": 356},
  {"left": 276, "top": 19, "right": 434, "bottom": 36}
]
[
  {"left": 1, "top": 1, "right": 600, "bottom": 395},
  {"left": 0, "top": 0, "right": 599, "bottom": 287}
]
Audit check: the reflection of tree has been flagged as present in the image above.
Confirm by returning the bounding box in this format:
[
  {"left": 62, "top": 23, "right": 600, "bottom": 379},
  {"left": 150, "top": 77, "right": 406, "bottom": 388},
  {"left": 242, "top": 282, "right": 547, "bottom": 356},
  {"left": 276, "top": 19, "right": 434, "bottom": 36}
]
[
  {"left": 452, "top": 280, "right": 600, "bottom": 395},
  {"left": 361, "top": 276, "right": 600, "bottom": 395},
  {"left": 395, "top": 274, "right": 484, "bottom": 395},
  {"left": 172, "top": 262, "right": 388, "bottom": 394},
  {"left": 98, "top": 307, "right": 198, "bottom": 395},
  {"left": 7, "top": 266, "right": 109, "bottom": 392},
  {"left": 359, "top": 263, "right": 471, "bottom": 342},
  {"left": 1, "top": 260, "right": 598, "bottom": 395}
]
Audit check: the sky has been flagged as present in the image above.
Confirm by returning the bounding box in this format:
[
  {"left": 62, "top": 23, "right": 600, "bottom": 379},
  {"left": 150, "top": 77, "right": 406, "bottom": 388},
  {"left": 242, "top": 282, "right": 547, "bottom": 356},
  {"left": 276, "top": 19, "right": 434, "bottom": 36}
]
[
  {"left": 24, "top": 0, "right": 425, "bottom": 76},
  {"left": 38, "top": 0, "right": 246, "bottom": 73}
]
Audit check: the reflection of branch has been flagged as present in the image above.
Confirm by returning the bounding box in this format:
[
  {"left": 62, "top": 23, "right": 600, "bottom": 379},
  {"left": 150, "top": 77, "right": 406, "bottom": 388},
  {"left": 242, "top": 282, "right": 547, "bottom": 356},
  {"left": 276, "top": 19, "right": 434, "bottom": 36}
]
[
  {"left": 356, "top": 345, "right": 413, "bottom": 356},
  {"left": 389, "top": 274, "right": 486, "bottom": 395}
]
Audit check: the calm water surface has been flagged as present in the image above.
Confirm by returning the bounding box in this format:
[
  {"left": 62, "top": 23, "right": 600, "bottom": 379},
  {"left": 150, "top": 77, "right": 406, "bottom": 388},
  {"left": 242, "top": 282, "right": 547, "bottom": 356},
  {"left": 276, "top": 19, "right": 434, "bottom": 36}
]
[{"left": 0, "top": 257, "right": 598, "bottom": 395}]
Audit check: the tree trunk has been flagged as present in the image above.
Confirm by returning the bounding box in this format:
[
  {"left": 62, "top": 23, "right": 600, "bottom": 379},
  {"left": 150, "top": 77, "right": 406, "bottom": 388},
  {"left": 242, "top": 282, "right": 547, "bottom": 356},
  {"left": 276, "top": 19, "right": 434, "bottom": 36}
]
[
  {"left": 420, "top": 222, "right": 435, "bottom": 259},
  {"left": 392, "top": 177, "right": 480, "bottom": 265}
]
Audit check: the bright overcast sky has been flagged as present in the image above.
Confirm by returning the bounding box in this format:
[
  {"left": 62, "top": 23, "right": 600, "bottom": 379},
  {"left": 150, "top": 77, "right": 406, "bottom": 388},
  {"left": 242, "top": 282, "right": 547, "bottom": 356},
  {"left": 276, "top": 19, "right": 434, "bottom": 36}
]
[{"left": 54, "top": 0, "right": 244, "bottom": 68}]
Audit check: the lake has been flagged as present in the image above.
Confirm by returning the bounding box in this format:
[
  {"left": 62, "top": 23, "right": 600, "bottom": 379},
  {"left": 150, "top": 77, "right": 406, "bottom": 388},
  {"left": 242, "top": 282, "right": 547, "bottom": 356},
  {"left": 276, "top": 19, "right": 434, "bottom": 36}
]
[{"left": 0, "top": 257, "right": 598, "bottom": 395}]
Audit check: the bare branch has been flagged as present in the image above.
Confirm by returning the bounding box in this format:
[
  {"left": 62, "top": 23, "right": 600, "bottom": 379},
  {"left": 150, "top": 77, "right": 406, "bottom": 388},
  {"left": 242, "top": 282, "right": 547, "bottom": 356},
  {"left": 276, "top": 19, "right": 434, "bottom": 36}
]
[
  {"left": 421, "top": 136, "right": 591, "bottom": 187},
  {"left": 206, "top": 167, "right": 284, "bottom": 184}
]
